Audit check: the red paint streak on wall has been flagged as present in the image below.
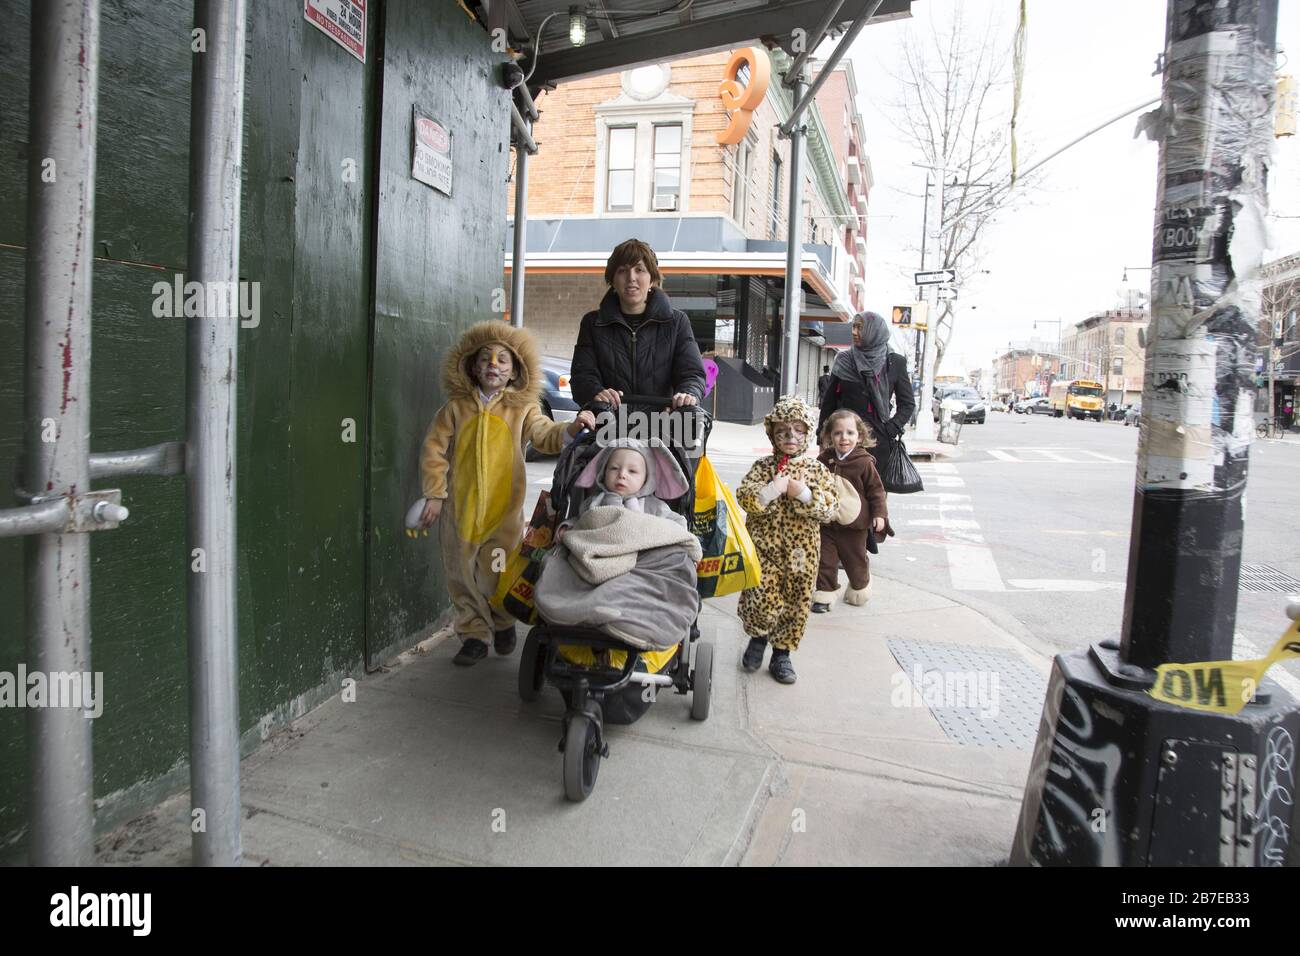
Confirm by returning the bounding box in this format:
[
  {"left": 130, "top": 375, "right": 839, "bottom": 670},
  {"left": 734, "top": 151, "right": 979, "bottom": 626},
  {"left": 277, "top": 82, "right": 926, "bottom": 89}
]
[{"left": 61, "top": 336, "right": 74, "bottom": 413}]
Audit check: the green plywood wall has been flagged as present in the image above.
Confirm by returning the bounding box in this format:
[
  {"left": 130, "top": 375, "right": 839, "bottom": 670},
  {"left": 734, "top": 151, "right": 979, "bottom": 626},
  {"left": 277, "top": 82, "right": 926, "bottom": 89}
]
[
  {"left": 365, "top": 0, "right": 511, "bottom": 662},
  {"left": 0, "top": 0, "right": 504, "bottom": 851}
]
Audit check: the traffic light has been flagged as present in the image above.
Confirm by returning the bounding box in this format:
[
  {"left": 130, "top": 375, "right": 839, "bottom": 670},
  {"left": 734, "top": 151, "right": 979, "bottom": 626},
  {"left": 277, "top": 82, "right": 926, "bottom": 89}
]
[{"left": 891, "top": 305, "right": 913, "bottom": 327}]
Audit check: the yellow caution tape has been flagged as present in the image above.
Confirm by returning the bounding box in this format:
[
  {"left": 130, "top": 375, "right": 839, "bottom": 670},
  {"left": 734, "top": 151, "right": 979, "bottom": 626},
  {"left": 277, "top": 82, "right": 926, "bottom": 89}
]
[{"left": 1149, "top": 618, "right": 1300, "bottom": 713}]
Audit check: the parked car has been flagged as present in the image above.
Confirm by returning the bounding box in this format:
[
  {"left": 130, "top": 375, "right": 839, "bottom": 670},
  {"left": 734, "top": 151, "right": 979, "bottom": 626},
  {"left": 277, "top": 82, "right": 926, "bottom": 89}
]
[
  {"left": 525, "top": 355, "right": 580, "bottom": 461},
  {"left": 933, "top": 387, "right": 986, "bottom": 424},
  {"left": 1124, "top": 403, "right": 1141, "bottom": 426},
  {"left": 1017, "top": 397, "right": 1052, "bottom": 415}
]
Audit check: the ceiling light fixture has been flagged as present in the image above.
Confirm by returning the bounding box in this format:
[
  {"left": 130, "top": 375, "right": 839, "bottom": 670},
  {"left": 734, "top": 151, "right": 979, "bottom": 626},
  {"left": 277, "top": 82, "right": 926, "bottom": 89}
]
[{"left": 569, "top": 6, "right": 587, "bottom": 47}]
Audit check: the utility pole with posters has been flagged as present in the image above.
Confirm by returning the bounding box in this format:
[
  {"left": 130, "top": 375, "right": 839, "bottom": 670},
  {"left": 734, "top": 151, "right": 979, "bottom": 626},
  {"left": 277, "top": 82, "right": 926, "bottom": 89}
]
[{"left": 1013, "top": 0, "right": 1300, "bottom": 866}]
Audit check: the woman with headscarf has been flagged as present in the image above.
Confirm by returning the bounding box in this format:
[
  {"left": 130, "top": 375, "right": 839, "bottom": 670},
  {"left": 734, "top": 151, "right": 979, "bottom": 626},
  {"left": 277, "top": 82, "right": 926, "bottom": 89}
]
[{"left": 816, "top": 311, "right": 916, "bottom": 477}]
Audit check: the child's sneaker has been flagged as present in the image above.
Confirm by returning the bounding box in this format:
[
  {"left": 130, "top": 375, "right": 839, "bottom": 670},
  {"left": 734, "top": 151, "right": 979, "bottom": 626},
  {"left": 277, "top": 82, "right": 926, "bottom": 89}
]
[
  {"left": 493, "top": 625, "right": 517, "bottom": 655},
  {"left": 811, "top": 602, "right": 831, "bottom": 614},
  {"left": 769, "top": 648, "right": 796, "bottom": 684},
  {"left": 741, "top": 637, "right": 768, "bottom": 671},
  {"left": 453, "top": 638, "right": 489, "bottom": 666}
]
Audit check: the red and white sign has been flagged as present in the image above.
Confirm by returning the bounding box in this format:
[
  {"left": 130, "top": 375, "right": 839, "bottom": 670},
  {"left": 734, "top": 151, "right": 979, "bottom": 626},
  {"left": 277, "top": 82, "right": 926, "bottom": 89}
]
[
  {"left": 305, "top": 0, "right": 365, "bottom": 63},
  {"left": 412, "top": 107, "right": 452, "bottom": 196}
]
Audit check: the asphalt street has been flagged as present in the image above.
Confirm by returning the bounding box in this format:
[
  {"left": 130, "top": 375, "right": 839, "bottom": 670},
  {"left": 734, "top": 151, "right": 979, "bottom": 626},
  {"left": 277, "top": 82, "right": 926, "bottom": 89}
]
[
  {"left": 528, "top": 412, "right": 1300, "bottom": 680},
  {"left": 886, "top": 414, "right": 1300, "bottom": 691}
]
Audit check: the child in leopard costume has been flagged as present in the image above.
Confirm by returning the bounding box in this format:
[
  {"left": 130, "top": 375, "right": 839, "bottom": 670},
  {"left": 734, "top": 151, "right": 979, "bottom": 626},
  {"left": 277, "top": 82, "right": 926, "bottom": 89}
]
[{"left": 735, "top": 395, "right": 839, "bottom": 684}]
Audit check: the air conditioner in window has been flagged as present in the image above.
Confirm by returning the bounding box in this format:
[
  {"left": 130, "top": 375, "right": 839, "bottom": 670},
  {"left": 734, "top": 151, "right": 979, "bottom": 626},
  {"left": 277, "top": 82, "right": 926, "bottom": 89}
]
[{"left": 653, "top": 193, "right": 679, "bottom": 211}]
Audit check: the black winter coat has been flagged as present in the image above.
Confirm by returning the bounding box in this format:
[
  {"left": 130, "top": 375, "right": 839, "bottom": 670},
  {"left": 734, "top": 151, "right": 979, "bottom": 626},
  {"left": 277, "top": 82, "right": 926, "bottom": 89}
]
[
  {"left": 569, "top": 288, "right": 706, "bottom": 407},
  {"left": 817, "top": 351, "right": 916, "bottom": 475}
]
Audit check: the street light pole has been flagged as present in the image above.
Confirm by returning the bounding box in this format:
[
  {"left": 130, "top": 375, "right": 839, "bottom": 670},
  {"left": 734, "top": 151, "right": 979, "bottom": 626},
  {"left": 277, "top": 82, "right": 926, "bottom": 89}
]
[{"left": 1013, "top": 0, "right": 1298, "bottom": 867}]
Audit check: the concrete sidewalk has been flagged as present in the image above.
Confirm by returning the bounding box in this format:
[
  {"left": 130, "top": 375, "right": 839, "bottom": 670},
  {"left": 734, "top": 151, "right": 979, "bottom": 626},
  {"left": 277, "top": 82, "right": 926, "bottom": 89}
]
[{"left": 97, "top": 570, "right": 1049, "bottom": 866}]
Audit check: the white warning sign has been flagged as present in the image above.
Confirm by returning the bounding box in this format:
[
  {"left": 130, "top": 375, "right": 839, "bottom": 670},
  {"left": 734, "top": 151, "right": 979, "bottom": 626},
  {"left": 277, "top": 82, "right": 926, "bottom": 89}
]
[{"left": 305, "top": 0, "right": 366, "bottom": 63}]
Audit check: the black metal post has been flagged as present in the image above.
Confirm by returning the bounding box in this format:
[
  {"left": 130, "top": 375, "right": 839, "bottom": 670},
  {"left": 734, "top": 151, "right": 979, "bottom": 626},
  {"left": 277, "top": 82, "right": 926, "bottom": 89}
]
[{"left": 1012, "top": 0, "right": 1298, "bottom": 867}]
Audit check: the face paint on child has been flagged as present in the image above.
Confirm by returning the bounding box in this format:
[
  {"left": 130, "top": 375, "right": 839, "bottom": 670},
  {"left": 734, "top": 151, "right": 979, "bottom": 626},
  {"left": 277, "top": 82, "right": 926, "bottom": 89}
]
[
  {"left": 772, "top": 423, "right": 806, "bottom": 456},
  {"left": 474, "top": 346, "right": 515, "bottom": 393},
  {"left": 603, "top": 448, "right": 647, "bottom": 496}
]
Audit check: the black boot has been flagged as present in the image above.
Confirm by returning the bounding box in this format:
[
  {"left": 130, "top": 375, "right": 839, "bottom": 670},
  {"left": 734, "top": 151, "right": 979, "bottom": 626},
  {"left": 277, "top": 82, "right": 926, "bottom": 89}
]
[
  {"left": 453, "top": 638, "right": 489, "bottom": 666},
  {"left": 493, "top": 625, "right": 517, "bottom": 655},
  {"left": 741, "top": 637, "right": 768, "bottom": 672},
  {"left": 768, "top": 648, "right": 796, "bottom": 684}
]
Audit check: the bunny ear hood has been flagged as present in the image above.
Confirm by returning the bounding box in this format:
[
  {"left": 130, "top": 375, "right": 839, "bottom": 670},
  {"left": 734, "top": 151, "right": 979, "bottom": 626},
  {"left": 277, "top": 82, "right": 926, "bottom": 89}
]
[
  {"left": 764, "top": 394, "right": 817, "bottom": 456},
  {"left": 574, "top": 438, "right": 689, "bottom": 501},
  {"left": 443, "top": 321, "right": 543, "bottom": 409}
]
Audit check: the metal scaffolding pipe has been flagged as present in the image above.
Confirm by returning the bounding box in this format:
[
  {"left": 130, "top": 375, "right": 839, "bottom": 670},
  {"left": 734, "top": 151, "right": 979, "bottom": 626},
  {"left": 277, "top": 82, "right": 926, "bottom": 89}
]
[
  {"left": 186, "top": 0, "right": 246, "bottom": 867},
  {"left": 0, "top": 501, "right": 71, "bottom": 539},
  {"left": 779, "top": 0, "right": 882, "bottom": 137},
  {"left": 511, "top": 101, "right": 538, "bottom": 154},
  {"left": 90, "top": 441, "right": 186, "bottom": 479},
  {"left": 783, "top": 0, "right": 845, "bottom": 84},
  {"left": 515, "top": 82, "right": 539, "bottom": 121},
  {"left": 510, "top": 113, "right": 531, "bottom": 329},
  {"left": 780, "top": 75, "right": 808, "bottom": 397},
  {"left": 22, "top": 0, "right": 100, "bottom": 867}
]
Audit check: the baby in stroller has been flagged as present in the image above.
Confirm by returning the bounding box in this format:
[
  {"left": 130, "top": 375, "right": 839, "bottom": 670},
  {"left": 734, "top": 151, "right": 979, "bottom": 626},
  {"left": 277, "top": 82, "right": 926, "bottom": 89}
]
[
  {"left": 534, "top": 437, "right": 702, "bottom": 689},
  {"left": 520, "top": 401, "right": 715, "bottom": 801}
]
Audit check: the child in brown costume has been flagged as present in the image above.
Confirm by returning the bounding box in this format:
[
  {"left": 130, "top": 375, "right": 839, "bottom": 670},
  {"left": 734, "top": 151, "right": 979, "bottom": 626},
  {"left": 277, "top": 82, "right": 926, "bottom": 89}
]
[{"left": 812, "top": 409, "right": 893, "bottom": 612}]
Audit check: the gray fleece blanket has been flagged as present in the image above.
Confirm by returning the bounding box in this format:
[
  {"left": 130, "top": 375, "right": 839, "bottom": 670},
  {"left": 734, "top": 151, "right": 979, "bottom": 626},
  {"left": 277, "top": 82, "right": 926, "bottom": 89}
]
[{"left": 534, "top": 506, "right": 703, "bottom": 650}]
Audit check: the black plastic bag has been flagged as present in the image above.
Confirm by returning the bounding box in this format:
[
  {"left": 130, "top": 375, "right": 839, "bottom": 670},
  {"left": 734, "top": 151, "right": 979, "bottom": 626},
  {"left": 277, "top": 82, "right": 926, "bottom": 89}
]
[{"left": 881, "top": 437, "right": 924, "bottom": 494}]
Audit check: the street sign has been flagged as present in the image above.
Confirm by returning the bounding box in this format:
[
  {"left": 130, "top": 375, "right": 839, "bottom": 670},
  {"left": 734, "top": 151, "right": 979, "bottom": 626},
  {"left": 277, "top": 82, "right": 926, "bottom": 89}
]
[
  {"left": 915, "top": 269, "right": 955, "bottom": 285},
  {"left": 935, "top": 287, "right": 957, "bottom": 300}
]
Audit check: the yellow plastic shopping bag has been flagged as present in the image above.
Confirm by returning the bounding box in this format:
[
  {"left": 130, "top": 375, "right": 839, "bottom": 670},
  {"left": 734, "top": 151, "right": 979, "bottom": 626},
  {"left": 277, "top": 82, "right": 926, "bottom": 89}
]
[{"left": 691, "top": 455, "right": 761, "bottom": 598}]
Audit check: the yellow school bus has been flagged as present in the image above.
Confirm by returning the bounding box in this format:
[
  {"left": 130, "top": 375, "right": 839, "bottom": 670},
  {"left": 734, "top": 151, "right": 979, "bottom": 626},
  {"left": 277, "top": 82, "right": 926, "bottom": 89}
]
[{"left": 1048, "top": 379, "right": 1105, "bottom": 420}]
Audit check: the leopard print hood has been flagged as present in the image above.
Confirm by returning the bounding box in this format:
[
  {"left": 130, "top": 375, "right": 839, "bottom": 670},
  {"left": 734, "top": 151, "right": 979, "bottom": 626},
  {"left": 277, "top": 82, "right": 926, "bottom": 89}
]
[{"left": 763, "top": 395, "right": 818, "bottom": 457}]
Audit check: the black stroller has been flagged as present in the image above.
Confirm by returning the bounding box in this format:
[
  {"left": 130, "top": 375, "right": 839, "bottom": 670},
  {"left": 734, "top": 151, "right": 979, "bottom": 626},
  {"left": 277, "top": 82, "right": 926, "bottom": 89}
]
[{"left": 517, "top": 395, "right": 715, "bottom": 801}]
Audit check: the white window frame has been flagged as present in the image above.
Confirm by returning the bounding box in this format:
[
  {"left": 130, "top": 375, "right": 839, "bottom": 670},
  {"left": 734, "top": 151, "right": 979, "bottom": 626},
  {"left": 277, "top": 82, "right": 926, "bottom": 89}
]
[
  {"left": 594, "top": 92, "right": 694, "bottom": 215},
  {"left": 730, "top": 133, "right": 755, "bottom": 229},
  {"left": 604, "top": 125, "right": 638, "bottom": 212}
]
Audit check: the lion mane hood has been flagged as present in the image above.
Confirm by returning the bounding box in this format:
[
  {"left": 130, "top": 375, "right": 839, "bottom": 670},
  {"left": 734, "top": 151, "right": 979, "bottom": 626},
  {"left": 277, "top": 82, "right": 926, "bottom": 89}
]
[{"left": 443, "top": 321, "right": 545, "bottom": 410}]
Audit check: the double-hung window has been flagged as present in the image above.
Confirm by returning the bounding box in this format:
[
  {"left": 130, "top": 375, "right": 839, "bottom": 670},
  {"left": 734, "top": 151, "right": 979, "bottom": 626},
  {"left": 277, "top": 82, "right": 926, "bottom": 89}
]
[
  {"left": 606, "top": 126, "right": 636, "bottom": 212},
  {"left": 652, "top": 124, "right": 682, "bottom": 210}
]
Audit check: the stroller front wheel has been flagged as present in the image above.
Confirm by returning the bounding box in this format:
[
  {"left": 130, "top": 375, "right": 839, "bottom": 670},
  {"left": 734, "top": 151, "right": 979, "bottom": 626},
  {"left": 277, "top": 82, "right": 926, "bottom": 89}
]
[
  {"left": 563, "top": 712, "right": 602, "bottom": 801},
  {"left": 690, "top": 640, "right": 714, "bottom": 721}
]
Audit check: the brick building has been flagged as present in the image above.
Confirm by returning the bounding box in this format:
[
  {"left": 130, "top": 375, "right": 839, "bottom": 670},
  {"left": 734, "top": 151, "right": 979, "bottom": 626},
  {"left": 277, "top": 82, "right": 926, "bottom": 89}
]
[
  {"left": 506, "top": 48, "right": 872, "bottom": 420},
  {"left": 994, "top": 342, "right": 1061, "bottom": 402},
  {"left": 1060, "top": 309, "right": 1149, "bottom": 407}
]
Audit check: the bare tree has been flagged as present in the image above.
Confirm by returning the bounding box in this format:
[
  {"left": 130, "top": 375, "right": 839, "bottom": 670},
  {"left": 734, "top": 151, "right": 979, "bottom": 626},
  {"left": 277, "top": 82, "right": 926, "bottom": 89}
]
[{"left": 884, "top": 3, "right": 1036, "bottom": 372}]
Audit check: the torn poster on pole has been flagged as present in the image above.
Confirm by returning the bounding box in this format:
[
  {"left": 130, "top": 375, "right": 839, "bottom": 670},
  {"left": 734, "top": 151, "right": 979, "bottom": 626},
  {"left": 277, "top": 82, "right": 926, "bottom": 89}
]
[
  {"left": 305, "top": 0, "right": 366, "bottom": 63},
  {"left": 412, "top": 107, "right": 453, "bottom": 196}
]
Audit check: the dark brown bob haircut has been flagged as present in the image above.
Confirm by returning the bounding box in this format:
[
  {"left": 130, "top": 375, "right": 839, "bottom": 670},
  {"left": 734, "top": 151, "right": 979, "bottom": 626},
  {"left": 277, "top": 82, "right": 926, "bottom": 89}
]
[{"left": 604, "top": 238, "right": 662, "bottom": 287}]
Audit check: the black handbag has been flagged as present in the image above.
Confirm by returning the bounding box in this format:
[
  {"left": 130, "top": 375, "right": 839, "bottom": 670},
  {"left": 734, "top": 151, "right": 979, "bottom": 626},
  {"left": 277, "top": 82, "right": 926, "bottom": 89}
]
[{"left": 881, "top": 435, "right": 924, "bottom": 494}]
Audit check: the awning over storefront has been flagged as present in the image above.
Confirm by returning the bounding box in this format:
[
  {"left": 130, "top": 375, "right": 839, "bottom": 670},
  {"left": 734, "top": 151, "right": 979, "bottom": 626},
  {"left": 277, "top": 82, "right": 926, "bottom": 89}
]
[
  {"left": 505, "top": 250, "right": 852, "bottom": 321},
  {"left": 487, "top": 0, "right": 914, "bottom": 88}
]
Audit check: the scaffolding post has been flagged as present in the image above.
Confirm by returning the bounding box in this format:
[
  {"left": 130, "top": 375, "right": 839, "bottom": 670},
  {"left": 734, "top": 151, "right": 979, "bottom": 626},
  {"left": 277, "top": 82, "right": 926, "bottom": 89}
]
[
  {"left": 510, "top": 113, "right": 531, "bottom": 328},
  {"left": 22, "top": 0, "right": 101, "bottom": 866},
  {"left": 186, "top": 0, "right": 247, "bottom": 867},
  {"left": 780, "top": 73, "right": 808, "bottom": 397}
]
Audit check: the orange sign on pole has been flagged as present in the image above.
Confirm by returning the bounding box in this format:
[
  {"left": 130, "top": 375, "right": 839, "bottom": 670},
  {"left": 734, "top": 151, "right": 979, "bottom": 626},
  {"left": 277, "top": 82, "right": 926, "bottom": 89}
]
[{"left": 716, "top": 48, "right": 771, "bottom": 146}]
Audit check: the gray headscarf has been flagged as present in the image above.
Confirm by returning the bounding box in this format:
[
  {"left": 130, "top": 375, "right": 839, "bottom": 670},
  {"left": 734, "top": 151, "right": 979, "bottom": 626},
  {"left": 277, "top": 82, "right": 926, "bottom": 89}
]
[{"left": 831, "top": 311, "right": 892, "bottom": 421}]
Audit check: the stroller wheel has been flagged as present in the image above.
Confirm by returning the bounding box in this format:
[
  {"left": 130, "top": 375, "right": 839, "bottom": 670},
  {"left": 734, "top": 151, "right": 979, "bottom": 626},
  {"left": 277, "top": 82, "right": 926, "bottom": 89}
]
[
  {"left": 563, "top": 713, "right": 602, "bottom": 801},
  {"left": 517, "top": 631, "right": 545, "bottom": 702},
  {"left": 690, "top": 640, "right": 714, "bottom": 722}
]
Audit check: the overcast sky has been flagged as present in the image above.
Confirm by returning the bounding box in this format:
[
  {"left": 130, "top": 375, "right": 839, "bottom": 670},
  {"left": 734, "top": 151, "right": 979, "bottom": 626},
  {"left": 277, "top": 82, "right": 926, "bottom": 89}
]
[{"left": 842, "top": 0, "right": 1300, "bottom": 376}]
